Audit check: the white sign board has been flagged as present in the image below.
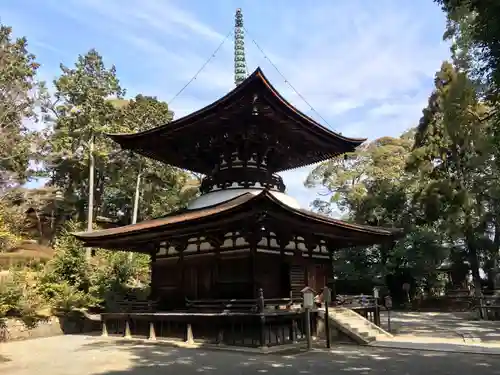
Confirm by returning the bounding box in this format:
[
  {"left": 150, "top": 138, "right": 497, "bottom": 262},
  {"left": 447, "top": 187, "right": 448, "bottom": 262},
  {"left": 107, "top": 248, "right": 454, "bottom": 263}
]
[
  {"left": 373, "top": 287, "right": 379, "bottom": 299},
  {"left": 303, "top": 292, "right": 315, "bottom": 308}
]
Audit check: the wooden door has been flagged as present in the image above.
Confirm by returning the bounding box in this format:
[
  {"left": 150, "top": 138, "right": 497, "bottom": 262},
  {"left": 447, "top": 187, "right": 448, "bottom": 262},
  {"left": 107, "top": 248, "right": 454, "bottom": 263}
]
[
  {"left": 197, "top": 265, "right": 212, "bottom": 299},
  {"left": 184, "top": 266, "right": 197, "bottom": 299},
  {"left": 307, "top": 263, "right": 327, "bottom": 294}
]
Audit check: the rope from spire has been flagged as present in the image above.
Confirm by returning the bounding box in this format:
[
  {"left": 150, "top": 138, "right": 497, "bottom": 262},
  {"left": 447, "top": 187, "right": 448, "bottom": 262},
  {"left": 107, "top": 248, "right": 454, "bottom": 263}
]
[{"left": 168, "top": 30, "right": 232, "bottom": 106}]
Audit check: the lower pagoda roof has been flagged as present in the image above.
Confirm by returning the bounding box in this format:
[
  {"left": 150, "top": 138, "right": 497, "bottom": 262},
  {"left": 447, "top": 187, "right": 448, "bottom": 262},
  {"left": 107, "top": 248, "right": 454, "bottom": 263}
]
[{"left": 73, "top": 190, "right": 402, "bottom": 252}]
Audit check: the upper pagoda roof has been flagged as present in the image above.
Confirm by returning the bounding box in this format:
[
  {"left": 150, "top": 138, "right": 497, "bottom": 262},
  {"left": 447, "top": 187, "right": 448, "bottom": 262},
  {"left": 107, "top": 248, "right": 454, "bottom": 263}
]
[
  {"left": 73, "top": 190, "right": 401, "bottom": 252},
  {"left": 107, "top": 68, "right": 365, "bottom": 174}
]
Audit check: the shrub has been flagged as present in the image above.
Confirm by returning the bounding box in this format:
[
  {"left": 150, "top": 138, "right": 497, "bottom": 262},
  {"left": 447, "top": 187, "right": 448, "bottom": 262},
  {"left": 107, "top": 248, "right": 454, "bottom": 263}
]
[
  {"left": 37, "top": 221, "right": 151, "bottom": 313},
  {"left": 44, "top": 222, "right": 91, "bottom": 291},
  {"left": 0, "top": 269, "right": 47, "bottom": 327},
  {"left": 90, "top": 250, "right": 151, "bottom": 310},
  {"left": 43, "top": 281, "right": 98, "bottom": 313},
  {"left": 0, "top": 205, "right": 22, "bottom": 251}
]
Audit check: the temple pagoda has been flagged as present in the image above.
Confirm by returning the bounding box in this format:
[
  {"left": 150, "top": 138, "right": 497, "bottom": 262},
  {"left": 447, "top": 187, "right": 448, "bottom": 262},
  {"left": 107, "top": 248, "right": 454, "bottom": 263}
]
[{"left": 73, "top": 10, "right": 400, "bottom": 311}]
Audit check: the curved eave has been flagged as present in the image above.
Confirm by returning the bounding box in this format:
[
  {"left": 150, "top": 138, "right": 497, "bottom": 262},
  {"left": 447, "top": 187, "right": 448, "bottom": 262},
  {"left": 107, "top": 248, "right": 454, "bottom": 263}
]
[
  {"left": 254, "top": 69, "right": 365, "bottom": 148},
  {"left": 258, "top": 191, "right": 402, "bottom": 238},
  {"left": 72, "top": 192, "right": 256, "bottom": 244},
  {"left": 106, "top": 67, "right": 365, "bottom": 149},
  {"left": 72, "top": 190, "right": 401, "bottom": 250}
]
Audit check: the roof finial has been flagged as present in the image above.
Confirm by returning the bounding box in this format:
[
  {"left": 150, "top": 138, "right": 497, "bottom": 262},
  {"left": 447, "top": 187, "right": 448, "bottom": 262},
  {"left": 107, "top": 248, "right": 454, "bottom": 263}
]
[{"left": 234, "top": 8, "right": 246, "bottom": 86}]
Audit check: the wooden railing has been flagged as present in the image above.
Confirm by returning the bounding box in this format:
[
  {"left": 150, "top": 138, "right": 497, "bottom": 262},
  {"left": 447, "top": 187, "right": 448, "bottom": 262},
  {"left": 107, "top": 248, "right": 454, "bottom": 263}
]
[
  {"left": 101, "top": 288, "right": 315, "bottom": 348},
  {"left": 335, "top": 294, "right": 381, "bottom": 326},
  {"left": 113, "top": 295, "right": 158, "bottom": 313},
  {"left": 185, "top": 290, "right": 301, "bottom": 313},
  {"left": 185, "top": 298, "right": 259, "bottom": 312}
]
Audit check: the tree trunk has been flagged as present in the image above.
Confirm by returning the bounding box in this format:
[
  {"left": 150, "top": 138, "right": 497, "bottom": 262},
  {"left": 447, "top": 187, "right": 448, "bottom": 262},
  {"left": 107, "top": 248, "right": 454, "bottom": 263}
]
[
  {"left": 466, "top": 234, "right": 483, "bottom": 297},
  {"left": 86, "top": 135, "right": 95, "bottom": 260},
  {"left": 490, "top": 222, "right": 500, "bottom": 290}
]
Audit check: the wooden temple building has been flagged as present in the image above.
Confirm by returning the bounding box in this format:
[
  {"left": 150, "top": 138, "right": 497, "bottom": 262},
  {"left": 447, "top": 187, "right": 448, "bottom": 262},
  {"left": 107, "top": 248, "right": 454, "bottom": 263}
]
[{"left": 73, "top": 10, "right": 400, "bottom": 347}]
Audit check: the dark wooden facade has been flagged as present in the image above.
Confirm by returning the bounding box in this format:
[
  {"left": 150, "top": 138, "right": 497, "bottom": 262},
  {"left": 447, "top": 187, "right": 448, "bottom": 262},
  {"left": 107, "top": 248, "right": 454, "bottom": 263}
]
[
  {"left": 75, "top": 191, "right": 399, "bottom": 310},
  {"left": 153, "top": 251, "right": 331, "bottom": 305}
]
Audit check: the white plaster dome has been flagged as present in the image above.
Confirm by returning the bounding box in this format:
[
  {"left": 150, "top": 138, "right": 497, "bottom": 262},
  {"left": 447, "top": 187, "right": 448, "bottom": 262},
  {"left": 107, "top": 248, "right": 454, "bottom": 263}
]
[{"left": 187, "top": 188, "right": 301, "bottom": 210}]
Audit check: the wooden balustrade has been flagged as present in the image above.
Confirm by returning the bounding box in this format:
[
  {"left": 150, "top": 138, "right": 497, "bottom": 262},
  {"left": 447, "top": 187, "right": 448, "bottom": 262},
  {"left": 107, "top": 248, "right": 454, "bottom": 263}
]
[{"left": 101, "top": 288, "right": 316, "bottom": 348}]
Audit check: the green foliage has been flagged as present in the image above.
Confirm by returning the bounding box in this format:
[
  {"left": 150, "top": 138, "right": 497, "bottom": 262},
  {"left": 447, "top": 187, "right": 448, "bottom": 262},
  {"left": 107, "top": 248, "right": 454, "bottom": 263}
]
[
  {"left": 409, "top": 62, "right": 495, "bottom": 293},
  {"left": 42, "top": 282, "right": 96, "bottom": 313},
  {"left": 90, "top": 250, "right": 150, "bottom": 310},
  {"left": 306, "top": 123, "right": 448, "bottom": 292},
  {"left": 42, "top": 49, "right": 125, "bottom": 222},
  {"left": 0, "top": 26, "right": 187, "bottom": 320},
  {"left": 436, "top": 0, "right": 500, "bottom": 97},
  {"left": 35, "top": 222, "right": 95, "bottom": 312},
  {"left": 43, "top": 222, "right": 91, "bottom": 290},
  {"left": 0, "top": 24, "right": 46, "bottom": 186},
  {"left": 34, "top": 222, "right": 150, "bottom": 313},
  {"left": 42, "top": 52, "right": 197, "bottom": 226},
  {"left": 101, "top": 95, "right": 197, "bottom": 222},
  {"left": 0, "top": 269, "right": 47, "bottom": 328},
  {"left": 0, "top": 202, "right": 23, "bottom": 251},
  {"left": 307, "top": 58, "right": 500, "bottom": 298}
]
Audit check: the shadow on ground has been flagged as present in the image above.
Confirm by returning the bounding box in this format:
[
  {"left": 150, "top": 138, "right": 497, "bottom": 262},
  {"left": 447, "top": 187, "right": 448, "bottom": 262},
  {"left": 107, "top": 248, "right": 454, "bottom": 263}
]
[
  {"left": 76, "top": 339, "right": 500, "bottom": 375},
  {"left": 379, "top": 311, "right": 500, "bottom": 341}
]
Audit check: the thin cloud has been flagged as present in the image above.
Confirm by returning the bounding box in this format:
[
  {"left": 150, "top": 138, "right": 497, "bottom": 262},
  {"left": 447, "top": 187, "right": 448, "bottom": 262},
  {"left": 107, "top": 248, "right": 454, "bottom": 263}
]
[{"left": 1, "top": 0, "right": 450, "bottom": 208}]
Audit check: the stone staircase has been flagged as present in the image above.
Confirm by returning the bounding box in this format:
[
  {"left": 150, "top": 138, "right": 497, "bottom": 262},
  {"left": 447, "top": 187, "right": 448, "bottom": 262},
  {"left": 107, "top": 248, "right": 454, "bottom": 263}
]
[{"left": 322, "top": 307, "right": 393, "bottom": 344}]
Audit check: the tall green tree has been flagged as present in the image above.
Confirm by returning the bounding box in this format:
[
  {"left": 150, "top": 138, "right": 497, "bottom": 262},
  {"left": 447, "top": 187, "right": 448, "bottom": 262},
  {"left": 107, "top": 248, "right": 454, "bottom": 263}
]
[
  {"left": 436, "top": 1, "right": 500, "bottom": 290},
  {"left": 102, "top": 95, "right": 197, "bottom": 222},
  {"left": 44, "top": 49, "right": 124, "bottom": 222},
  {"left": 0, "top": 24, "right": 46, "bottom": 189},
  {"left": 436, "top": 0, "right": 500, "bottom": 96},
  {"left": 306, "top": 132, "right": 448, "bottom": 293},
  {"left": 408, "top": 61, "right": 492, "bottom": 294}
]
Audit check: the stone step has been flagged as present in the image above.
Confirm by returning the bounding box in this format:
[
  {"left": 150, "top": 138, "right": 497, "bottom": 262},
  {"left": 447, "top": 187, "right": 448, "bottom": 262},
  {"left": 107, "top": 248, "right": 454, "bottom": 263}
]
[{"left": 324, "top": 307, "right": 393, "bottom": 345}]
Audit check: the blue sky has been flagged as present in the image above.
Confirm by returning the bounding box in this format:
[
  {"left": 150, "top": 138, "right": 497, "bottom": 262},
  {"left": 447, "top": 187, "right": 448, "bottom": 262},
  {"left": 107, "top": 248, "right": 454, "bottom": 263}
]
[{"left": 2, "top": 0, "right": 450, "bottom": 210}]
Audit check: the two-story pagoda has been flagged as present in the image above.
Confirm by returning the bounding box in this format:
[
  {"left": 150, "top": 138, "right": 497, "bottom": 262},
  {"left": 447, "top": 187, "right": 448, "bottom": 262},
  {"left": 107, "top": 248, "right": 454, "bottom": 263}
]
[{"left": 73, "top": 67, "right": 400, "bottom": 310}]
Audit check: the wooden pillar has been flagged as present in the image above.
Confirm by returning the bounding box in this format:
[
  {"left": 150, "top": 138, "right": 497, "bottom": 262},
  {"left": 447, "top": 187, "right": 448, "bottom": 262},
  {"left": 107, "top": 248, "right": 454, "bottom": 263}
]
[
  {"left": 148, "top": 321, "right": 156, "bottom": 341},
  {"left": 124, "top": 320, "right": 132, "bottom": 339},
  {"left": 250, "top": 236, "right": 257, "bottom": 298},
  {"left": 179, "top": 249, "right": 185, "bottom": 302},
  {"left": 258, "top": 288, "right": 266, "bottom": 347},
  {"left": 304, "top": 240, "right": 312, "bottom": 288},
  {"left": 208, "top": 233, "right": 223, "bottom": 299},
  {"left": 214, "top": 243, "right": 220, "bottom": 299},
  {"left": 186, "top": 323, "right": 194, "bottom": 344},
  {"left": 279, "top": 242, "right": 287, "bottom": 297},
  {"left": 328, "top": 244, "right": 337, "bottom": 304},
  {"left": 101, "top": 319, "right": 108, "bottom": 337}
]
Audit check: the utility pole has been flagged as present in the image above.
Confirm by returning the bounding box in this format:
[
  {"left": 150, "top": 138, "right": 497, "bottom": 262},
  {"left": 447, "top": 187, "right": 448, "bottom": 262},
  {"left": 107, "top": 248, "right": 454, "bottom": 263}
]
[
  {"left": 86, "top": 133, "right": 95, "bottom": 260},
  {"left": 128, "top": 164, "right": 142, "bottom": 262}
]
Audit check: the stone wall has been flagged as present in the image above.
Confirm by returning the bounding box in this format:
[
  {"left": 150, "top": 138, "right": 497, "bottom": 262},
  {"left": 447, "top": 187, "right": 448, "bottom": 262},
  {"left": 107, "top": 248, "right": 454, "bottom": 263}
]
[
  {"left": 0, "top": 313, "right": 100, "bottom": 342},
  {"left": 1, "top": 317, "right": 62, "bottom": 342}
]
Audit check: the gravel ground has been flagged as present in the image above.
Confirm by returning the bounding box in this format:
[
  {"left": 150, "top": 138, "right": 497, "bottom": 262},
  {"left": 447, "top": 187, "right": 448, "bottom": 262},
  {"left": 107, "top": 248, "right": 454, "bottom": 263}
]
[{"left": 2, "top": 335, "right": 500, "bottom": 375}]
